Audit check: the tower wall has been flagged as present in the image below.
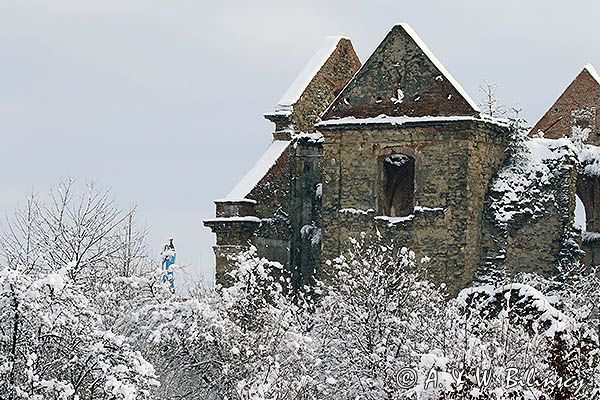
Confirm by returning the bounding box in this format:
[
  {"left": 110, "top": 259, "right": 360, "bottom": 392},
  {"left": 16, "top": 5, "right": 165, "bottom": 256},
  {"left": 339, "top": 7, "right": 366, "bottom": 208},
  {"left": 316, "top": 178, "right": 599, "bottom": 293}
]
[{"left": 320, "top": 119, "right": 509, "bottom": 294}]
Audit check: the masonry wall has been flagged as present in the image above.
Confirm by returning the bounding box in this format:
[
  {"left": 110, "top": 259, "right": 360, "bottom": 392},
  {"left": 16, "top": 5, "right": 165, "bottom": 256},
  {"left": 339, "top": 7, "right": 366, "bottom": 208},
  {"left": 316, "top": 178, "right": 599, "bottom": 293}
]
[
  {"left": 290, "top": 39, "right": 361, "bottom": 133},
  {"left": 480, "top": 144, "right": 580, "bottom": 280},
  {"left": 320, "top": 120, "right": 509, "bottom": 294}
]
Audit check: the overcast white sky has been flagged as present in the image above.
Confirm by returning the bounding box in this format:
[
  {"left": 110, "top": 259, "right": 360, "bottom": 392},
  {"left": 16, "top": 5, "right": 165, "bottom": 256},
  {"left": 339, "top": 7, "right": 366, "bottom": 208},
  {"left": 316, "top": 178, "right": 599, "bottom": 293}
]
[{"left": 0, "top": 1, "right": 598, "bottom": 288}]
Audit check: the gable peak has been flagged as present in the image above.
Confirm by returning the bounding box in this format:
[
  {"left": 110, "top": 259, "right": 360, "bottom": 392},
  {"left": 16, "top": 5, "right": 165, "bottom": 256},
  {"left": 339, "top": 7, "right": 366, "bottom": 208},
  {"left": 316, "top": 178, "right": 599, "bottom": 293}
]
[
  {"left": 322, "top": 23, "right": 480, "bottom": 120},
  {"left": 275, "top": 36, "right": 353, "bottom": 113},
  {"left": 584, "top": 63, "right": 600, "bottom": 86}
]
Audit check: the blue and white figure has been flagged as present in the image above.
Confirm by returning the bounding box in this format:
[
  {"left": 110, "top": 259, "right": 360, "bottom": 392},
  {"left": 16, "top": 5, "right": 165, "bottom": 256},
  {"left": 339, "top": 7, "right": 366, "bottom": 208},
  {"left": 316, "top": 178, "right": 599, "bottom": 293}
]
[{"left": 161, "top": 238, "right": 176, "bottom": 294}]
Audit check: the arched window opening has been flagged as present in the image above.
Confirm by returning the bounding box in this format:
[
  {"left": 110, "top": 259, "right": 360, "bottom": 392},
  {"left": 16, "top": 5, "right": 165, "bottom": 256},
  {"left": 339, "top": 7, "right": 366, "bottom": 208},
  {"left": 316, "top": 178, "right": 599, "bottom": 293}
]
[
  {"left": 575, "top": 194, "right": 586, "bottom": 231},
  {"left": 577, "top": 175, "right": 600, "bottom": 232},
  {"left": 381, "top": 154, "right": 415, "bottom": 217}
]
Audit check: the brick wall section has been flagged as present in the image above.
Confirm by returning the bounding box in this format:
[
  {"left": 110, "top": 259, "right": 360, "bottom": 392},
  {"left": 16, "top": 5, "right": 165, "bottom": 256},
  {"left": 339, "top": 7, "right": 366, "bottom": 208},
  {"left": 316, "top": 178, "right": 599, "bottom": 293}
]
[{"left": 531, "top": 68, "right": 600, "bottom": 144}]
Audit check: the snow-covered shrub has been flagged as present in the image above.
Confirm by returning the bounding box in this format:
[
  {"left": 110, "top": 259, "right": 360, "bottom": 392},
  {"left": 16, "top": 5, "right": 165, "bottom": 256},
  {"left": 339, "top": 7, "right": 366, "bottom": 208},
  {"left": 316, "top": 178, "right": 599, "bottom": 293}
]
[
  {"left": 131, "top": 248, "right": 317, "bottom": 400},
  {"left": 308, "top": 236, "right": 600, "bottom": 399},
  {"left": 431, "top": 269, "right": 600, "bottom": 400},
  {"left": 0, "top": 181, "right": 160, "bottom": 400},
  {"left": 3, "top": 181, "right": 599, "bottom": 400},
  {"left": 308, "top": 234, "right": 447, "bottom": 398}
]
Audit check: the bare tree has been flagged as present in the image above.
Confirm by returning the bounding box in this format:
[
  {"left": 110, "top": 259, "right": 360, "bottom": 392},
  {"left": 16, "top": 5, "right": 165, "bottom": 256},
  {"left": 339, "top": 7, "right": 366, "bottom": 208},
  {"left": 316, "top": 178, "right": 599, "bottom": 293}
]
[
  {"left": 479, "top": 80, "right": 506, "bottom": 117},
  {"left": 0, "top": 180, "right": 164, "bottom": 399}
]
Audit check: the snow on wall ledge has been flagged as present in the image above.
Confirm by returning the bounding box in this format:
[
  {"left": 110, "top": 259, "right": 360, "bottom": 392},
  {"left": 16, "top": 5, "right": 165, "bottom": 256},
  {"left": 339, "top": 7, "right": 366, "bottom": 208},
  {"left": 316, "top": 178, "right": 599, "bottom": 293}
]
[
  {"left": 225, "top": 140, "right": 291, "bottom": 201},
  {"left": 339, "top": 206, "right": 445, "bottom": 227},
  {"left": 275, "top": 36, "right": 348, "bottom": 113},
  {"left": 203, "top": 216, "right": 262, "bottom": 224},
  {"left": 316, "top": 114, "right": 509, "bottom": 128}
]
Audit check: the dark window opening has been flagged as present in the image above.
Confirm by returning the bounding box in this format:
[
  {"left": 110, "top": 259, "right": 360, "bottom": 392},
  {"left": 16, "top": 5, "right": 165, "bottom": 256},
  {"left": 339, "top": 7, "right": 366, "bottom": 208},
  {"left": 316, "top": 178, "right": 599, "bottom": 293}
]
[
  {"left": 381, "top": 154, "right": 415, "bottom": 217},
  {"left": 577, "top": 175, "right": 600, "bottom": 232},
  {"left": 574, "top": 117, "right": 591, "bottom": 130}
]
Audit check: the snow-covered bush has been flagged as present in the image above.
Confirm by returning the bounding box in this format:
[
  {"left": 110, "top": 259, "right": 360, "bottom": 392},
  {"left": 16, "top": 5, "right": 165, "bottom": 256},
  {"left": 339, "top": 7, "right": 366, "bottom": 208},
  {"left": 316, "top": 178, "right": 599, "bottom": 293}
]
[
  {"left": 308, "top": 236, "right": 600, "bottom": 399},
  {"left": 0, "top": 181, "right": 161, "bottom": 400},
  {"left": 3, "top": 181, "right": 599, "bottom": 399},
  {"left": 131, "top": 248, "right": 317, "bottom": 400},
  {"left": 420, "top": 268, "right": 600, "bottom": 400},
  {"left": 308, "top": 235, "right": 447, "bottom": 398}
]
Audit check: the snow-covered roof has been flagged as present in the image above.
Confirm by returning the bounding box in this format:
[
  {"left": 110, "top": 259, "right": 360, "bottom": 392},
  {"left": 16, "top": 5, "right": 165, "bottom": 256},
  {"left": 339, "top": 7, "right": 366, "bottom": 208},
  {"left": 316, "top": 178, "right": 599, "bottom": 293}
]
[
  {"left": 213, "top": 198, "right": 257, "bottom": 205},
  {"left": 275, "top": 36, "right": 347, "bottom": 112},
  {"left": 584, "top": 63, "right": 600, "bottom": 86},
  {"left": 398, "top": 23, "right": 480, "bottom": 113},
  {"left": 224, "top": 140, "right": 291, "bottom": 201}
]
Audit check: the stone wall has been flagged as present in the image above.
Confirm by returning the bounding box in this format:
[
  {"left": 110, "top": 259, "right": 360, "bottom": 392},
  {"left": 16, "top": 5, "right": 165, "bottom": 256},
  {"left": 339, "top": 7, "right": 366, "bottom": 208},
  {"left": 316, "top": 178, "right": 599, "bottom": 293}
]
[
  {"left": 290, "top": 39, "right": 361, "bottom": 133},
  {"left": 320, "top": 119, "right": 509, "bottom": 295},
  {"left": 480, "top": 139, "right": 580, "bottom": 281},
  {"left": 288, "top": 136, "right": 324, "bottom": 290}
]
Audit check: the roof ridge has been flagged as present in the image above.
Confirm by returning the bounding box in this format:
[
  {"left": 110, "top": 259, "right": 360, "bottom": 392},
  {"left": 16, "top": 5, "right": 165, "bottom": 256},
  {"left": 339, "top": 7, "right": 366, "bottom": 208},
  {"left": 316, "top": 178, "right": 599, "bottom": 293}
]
[{"left": 584, "top": 63, "right": 600, "bottom": 86}]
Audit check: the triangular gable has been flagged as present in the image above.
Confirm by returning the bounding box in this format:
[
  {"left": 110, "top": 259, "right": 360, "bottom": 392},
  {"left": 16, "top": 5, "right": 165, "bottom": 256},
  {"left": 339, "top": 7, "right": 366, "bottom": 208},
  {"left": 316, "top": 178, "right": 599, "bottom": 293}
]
[
  {"left": 531, "top": 64, "right": 600, "bottom": 139},
  {"left": 266, "top": 36, "right": 361, "bottom": 134},
  {"left": 322, "top": 23, "right": 479, "bottom": 120},
  {"left": 276, "top": 36, "right": 352, "bottom": 113}
]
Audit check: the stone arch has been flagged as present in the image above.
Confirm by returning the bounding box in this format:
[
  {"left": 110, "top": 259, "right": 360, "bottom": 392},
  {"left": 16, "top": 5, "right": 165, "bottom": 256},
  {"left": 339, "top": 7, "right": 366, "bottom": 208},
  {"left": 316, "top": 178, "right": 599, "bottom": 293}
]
[
  {"left": 576, "top": 174, "right": 600, "bottom": 232},
  {"left": 379, "top": 154, "right": 415, "bottom": 217}
]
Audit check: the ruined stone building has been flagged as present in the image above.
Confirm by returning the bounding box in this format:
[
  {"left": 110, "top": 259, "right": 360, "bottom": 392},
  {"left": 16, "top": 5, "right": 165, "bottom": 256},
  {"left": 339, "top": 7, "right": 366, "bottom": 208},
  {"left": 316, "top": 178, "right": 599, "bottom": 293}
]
[
  {"left": 204, "top": 24, "right": 600, "bottom": 294},
  {"left": 530, "top": 64, "right": 600, "bottom": 266}
]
